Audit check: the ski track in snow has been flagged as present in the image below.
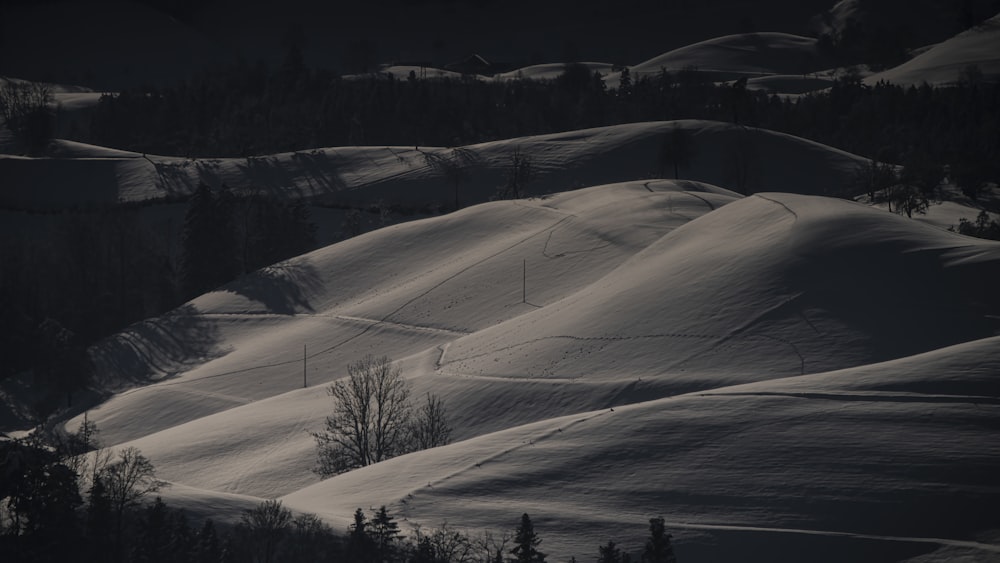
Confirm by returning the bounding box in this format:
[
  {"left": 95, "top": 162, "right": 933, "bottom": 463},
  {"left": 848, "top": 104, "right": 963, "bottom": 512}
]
[
  {"left": 438, "top": 332, "right": 721, "bottom": 368},
  {"left": 123, "top": 206, "right": 579, "bottom": 392},
  {"left": 682, "top": 190, "right": 718, "bottom": 211},
  {"left": 664, "top": 521, "right": 1000, "bottom": 554},
  {"left": 331, "top": 315, "right": 470, "bottom": 336},
  {"left": 753, "top": 193, "right": 799, "bottom": 219},
  {"left": 702, "top": 390, "right": 1000, "bottom": 406},
  {"left": 397, "top": 409, "right": 613, "bottom": 518}
]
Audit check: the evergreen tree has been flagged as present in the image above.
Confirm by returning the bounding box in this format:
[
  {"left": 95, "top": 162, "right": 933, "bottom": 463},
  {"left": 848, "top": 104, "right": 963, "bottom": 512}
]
[
  {"left": 194, "top": 519, "right": 222, "bottom": 563},
  {"left": 618, "top": 67, "right": 633, "bottom": 98},
  {"left": 511, "top": 513, "right": 546, "bottom": 563},
  {"left": 85, "top": 476, "right": 114, "bottom": 563},
  {"left": 287, "top": 513, "right": 341, "bottom": 563},
  {"left": 131, "top": 496, "right": 171, "bottom": 563},
  {"left": 640, "top": 517, "right": 676, "bottom": 563},
  {"left": 370, "top": 505, "right": 402, "bottom": 561},
  {"left": 0, "top": 438, "right": 82, "bottom": 562},
  {"left": 181, "top": 183, "right": 239, "bottom": 298},
  {"left": 658, "top": 125, "right": 695, "bottom": 180},
  {"left": 598, "top": 539, "right": 623, "bottom": 563},
  {"left": 346, "top": 507, "right": 375, "bottom": 563}
]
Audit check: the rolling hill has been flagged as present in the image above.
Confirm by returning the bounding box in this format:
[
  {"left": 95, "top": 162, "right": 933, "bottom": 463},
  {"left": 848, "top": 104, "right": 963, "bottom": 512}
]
[
  {"left": 59, "top": 181, "right": 1000, "bottom": 561},
  {"left": 0, "top": 120, "right": 869, "bottom": 209},
  {"left": 865, "top": 12, "right": 1000, "bottom": 86},
  {"left": 2, "top": 6, "right": 999, "bottom": 558}
]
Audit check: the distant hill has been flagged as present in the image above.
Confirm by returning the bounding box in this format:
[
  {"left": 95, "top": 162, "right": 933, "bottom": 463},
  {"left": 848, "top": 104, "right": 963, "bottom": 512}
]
[
  {"left": 865, "top": 12, "right": 1000, "bottom": 86},
  {"left": 0, "top": 120, "right": 870, "bottom": 208}
]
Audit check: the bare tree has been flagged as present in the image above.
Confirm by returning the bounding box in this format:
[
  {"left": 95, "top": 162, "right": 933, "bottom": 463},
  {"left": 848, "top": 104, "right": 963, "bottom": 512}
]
[
  {"left": 313, "top": 356, "right": 454, "bottom": 477},
  {"left": 726, "top": 126, "right": 762, "bottom": 195},
  {"left": 412, "top": 522, "right": 475, "bottom": 563},
  {"left": 423, "top": 148, "right": 478, "bottom": 210},
  {"left": 495, "top": 146, "right": 533, "bottom": 200},
  {"left": 237, "top": 499, "right": 293, "bottom": 563},
  {"left": 100, "top": 446, "right": 165, "bottom": 561},
  {"left": 853, "top": 158, "right": 898, "bottom": 202},
  {"left": 102, "top": 447, "right": 164, "bottom": 516},
  {"left": 0, "top": 80, "right": 53, "bottom": 155},
  {"left": 313, "top": 355, "right": 413, "bottom": 476},
  {"left": 474, "top": 529, "right": 512, "bottom": 563},
  {"left": 410, "top": 392, "right": 453, "bottom": 450},
  {"left": 657, "top": 124, "right": 695, "bottom": 179}
]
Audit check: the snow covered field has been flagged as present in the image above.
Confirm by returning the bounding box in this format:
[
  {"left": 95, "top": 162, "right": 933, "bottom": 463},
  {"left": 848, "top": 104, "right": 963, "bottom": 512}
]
[
  {"left": 3, "top": 7, "right": 1000, "bottom": 560},
  {"left": 50, "top": 176, "right": 1000, "bottom": 561}
]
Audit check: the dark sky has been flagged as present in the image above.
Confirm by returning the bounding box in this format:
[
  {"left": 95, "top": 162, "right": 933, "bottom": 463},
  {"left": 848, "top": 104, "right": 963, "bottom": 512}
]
[{"left": 2, "top": 0, "right": 996, "bottom": 88}]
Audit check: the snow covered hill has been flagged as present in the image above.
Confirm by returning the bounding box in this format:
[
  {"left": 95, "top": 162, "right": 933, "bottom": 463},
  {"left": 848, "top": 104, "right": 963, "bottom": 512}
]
[
  {"left": 285, "top": 335, "right": 1000, "bottom": 562},
  {"left": 62, "top": 181, "right": 1000, "bottom": 561},
  {"left": 0, "top": 120, "right": 868, "bottom": 208},
  {"left": 630, "top": 33, "right": 823, "bottom": 81},
  {"left": 865, "top": 12, "right": 1000, "bottom": 86}
]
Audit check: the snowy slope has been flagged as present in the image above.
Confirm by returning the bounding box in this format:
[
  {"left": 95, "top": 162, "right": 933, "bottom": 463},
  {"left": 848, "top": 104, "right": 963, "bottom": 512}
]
[
  {"left": 630, "top": 33, "right": 823, "bottom": 81},
  {"left": 440, "top": 193, "right": 1000, "bottom": 383},
  {"left": 80, "top": 180, "right": 742, "bottom": 447},
  {"left": 745, "top": 73, "right": 835, "bottom": 95},
  {"left": 0, "top": 120, "right": 869, "bottom": 208},
  {"left": 283, "top": 335, "right": 1000, "bottom": 562},
  {"left": 494, "top": 62, "right": 616, "bottom": 81},
  {"left": 63, "top": 185, "right": 1000, "bottom": 560},
  {"left": 865, "top": 13, "right": 1000, "bottom": 86}
]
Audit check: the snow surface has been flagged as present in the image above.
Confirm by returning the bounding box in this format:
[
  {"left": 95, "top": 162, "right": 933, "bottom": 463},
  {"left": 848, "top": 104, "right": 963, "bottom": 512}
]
[
  {"left": 62, "top": 181, "right": 1000, "bottom": 561},
  {"left": 4, "top": 15, "right": 999, "bottom": 558},
  {"left": 0, "top": 120, "right": 869, "bottom": 208},
  {"left": 866, "top": 13, "right": 1000, "bottom": 86},
  {"left": 494, "top": 62, "right": 616, "bottom": 82},
  {"left": 630, "top": 33, "right": 823, "bottom": 81}
]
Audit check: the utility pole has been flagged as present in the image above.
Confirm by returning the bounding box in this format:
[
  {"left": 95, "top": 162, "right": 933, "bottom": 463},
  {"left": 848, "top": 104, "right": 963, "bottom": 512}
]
[{"left": 522, "top": 259, "right": 526, "bottom": 303}]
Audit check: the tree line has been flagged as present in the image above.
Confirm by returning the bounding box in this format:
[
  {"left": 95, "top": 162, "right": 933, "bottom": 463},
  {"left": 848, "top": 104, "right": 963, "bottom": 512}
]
[
  {"left": 0, "top": 185, "right": 316, "bottom": 418},
  {"left": 70, "top": 60, "right": 997, "bottom": 190},
  {"left": 1, "top": 420, "right": 679, "bottom": 563}
]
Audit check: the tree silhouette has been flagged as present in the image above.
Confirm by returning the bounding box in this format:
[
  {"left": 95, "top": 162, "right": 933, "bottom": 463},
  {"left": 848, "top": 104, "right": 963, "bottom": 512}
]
[
  {"left": 313, "top": 356, "right": 452, "bottom": 476},
  {"left": 658, "top": 125, "right": 695, "bottom": 180},
  {"left": 236, "top": 499, "right": 292, "bottom": 563},
  {"left": 640, "top": 517, "right": 677, "bottom": 563},
  {"left": 313, "top": 355, "right": 412, "bottom": 476},
  {"left": 511, "top": 513, "right": 546, "bottom": 562},
  {"left": 181, "top": 184, "right": 239, "bottom": 298}
]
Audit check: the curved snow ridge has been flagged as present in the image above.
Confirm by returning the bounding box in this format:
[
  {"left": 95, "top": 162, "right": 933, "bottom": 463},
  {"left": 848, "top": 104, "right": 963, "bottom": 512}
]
[
  {"left": 276, "top": 336, "right": 1000, "bottom": 559},
  {"left": 631, "top": 32, "right": 822, "bottom": 77},
  {"left": 441, "top": 192, "right": 1000, "bottom": 383},
  {"left": 699, "top": 390, "right": 1000, "bottom": 405},
  {"left": 77, "top": 179, "right": 734, "bottom": 442},
  {"left": 8, "top": 120, "right": 872, "bottom": 207},
  {"left": 866, "top": 13, "right": 1000, "bottom": 86},
  {"left": 665, "top": 521, "right": 1000, "bottom": 553}
]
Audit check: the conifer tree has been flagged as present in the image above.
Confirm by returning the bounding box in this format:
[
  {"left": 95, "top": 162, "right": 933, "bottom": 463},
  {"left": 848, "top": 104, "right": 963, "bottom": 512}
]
[
  {"left": 85, "top": 476, "right": 114, "bottom": 563},
  {"left": 131, "top": 496, "right": 171, "bottom": 563},
  {"left": 181, "top": 183, "right": 239, "bottom": 298},
  {"left": 511, "top": 513, "right": 546, "bottom": 563},
  {"left": 194, "top": 520, "right": 222, "bottom": 563},
  {"left": 599, "top": 539, "right": 623, "bottom": 563},
  {"left": 370, "top": 505, "right": 402, "bottom": 562},
  {"left": 346, "top": 508, "right": 375, "bottom": 563},
  {"left": 640, "top": 517, "right": 676, "bottom": 563}
]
